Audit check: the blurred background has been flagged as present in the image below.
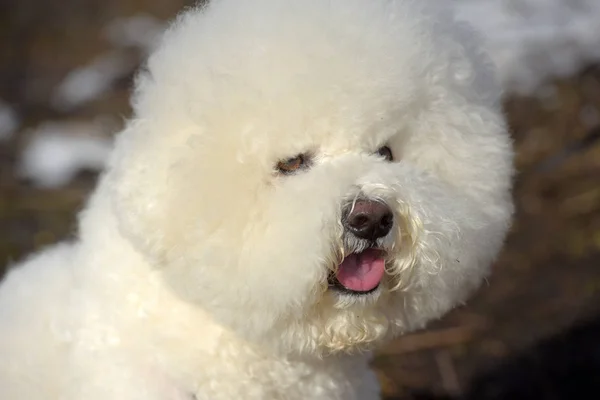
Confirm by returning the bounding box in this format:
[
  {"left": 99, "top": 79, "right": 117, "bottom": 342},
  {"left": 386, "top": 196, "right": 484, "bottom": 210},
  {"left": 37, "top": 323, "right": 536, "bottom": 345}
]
[{"left": 0, "top": 0, "right": 599, "bottom": 398}]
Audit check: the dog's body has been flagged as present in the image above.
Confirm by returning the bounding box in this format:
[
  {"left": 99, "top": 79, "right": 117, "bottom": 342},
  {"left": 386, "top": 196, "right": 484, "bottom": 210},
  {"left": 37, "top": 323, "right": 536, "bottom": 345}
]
[{"left": 0, "top": 0, "right": 514, "bottom": 399}]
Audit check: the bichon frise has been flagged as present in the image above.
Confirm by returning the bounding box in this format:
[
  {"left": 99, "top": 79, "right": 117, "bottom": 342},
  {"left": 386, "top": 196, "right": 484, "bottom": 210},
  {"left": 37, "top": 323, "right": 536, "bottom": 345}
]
[{"left": 0, "top": 0, "right": 514, "bottom": 398}]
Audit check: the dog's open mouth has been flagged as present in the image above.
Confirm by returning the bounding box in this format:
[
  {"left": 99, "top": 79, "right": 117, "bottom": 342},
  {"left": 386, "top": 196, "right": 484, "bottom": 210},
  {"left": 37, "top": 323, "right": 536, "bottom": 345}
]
[{"left": 329, "top": 248, "right": 386, "bottom": 295}]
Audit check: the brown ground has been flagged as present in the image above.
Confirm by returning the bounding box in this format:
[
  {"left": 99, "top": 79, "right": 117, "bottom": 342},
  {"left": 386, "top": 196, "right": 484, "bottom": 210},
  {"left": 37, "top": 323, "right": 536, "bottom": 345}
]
[{"left": 1, "top": 1, "right": 599, "bottom": 398}]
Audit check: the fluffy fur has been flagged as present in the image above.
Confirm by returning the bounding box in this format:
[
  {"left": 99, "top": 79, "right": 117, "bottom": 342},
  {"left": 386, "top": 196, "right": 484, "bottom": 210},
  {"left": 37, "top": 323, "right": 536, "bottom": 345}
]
[{"left": 0, "top": 0, "right": 514, "bottom": 398}]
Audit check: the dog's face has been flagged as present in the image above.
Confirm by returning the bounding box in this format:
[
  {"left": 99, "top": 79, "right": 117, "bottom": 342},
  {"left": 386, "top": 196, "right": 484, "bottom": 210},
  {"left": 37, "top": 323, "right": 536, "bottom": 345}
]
[{"left": 109, "top": 0, "right": 513, "bottom": 355}]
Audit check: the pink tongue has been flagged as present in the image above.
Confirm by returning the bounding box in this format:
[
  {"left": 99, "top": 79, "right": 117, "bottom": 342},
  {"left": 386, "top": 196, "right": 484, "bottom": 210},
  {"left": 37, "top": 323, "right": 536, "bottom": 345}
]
[{"left": 336, "top": 249, "right": 386, "bottom": 292}]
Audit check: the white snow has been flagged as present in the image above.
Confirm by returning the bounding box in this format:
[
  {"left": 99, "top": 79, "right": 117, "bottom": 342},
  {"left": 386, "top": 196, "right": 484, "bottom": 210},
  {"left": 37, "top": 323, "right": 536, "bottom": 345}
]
[
  {"left": 18, "top": 121, "right": 113, "bottom": 188},
  {"left": 51, "top": 14, "right": 165, "bottom": 111},
  {"left": 0, "top": 100, "right": 19, "bottom": 141},
  {"left": 51, "top": 52, "right": 134, "bottom": 111},
  {"left": 455, "top": 0, "right": 600, "bottom": 96}
]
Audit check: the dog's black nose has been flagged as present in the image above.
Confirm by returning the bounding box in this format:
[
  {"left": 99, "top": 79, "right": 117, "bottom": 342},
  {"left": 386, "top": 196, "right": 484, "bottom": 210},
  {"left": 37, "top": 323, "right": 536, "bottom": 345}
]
[{"left": 343, "top": 200, "right": 394, "bottom": 240}]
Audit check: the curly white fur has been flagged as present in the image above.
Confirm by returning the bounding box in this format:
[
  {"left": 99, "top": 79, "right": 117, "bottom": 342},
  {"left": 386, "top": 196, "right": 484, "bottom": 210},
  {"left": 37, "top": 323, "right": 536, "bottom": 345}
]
[{"left": 0, "top": 0, "right": 513, "bottom": 398}]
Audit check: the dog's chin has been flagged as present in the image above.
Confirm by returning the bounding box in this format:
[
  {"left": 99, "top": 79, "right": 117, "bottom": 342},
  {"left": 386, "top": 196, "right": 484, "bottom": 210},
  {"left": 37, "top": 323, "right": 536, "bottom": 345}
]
[{"left": 328, "top": 247, "right": 388, "bottom": 297}]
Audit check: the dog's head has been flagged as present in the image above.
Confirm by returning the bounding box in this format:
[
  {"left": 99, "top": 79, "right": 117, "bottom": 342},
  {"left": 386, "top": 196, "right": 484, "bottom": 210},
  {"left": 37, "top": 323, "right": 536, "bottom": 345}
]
[{"left": 107, "top": 0, "right": 513, "bottom": 355}]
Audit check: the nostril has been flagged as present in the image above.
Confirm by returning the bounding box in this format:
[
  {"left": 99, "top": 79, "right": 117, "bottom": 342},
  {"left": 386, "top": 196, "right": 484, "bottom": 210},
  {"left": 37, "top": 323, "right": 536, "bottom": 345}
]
[
  {"left": 349, "top": 214, "right": 370, "bottom": 229},
  {"left": 380, "top": 212, "right": 393, "bottom": 230}
]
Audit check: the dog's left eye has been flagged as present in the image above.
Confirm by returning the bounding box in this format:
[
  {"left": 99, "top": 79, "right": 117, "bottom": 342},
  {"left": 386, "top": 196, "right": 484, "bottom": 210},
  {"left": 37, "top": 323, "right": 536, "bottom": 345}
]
[
  {"left": 276, "top": 154, "right": 310, "bottom": 175},
  {"left": 376, "top": 146, "right": 394, "bottom": 162}
]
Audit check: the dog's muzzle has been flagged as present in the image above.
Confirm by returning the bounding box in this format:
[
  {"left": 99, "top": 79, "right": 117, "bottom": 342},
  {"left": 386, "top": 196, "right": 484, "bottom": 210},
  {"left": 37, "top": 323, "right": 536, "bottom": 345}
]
[{"left": 328, "top": 199, "right": 394, "bottom": 295}]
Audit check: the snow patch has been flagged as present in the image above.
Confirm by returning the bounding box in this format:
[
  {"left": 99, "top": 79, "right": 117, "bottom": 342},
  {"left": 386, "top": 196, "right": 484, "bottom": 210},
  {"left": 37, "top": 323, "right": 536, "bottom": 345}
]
[
  {"left": 51, "top": 14, "right": 165, "bottom": 111},
  {"left": 51, "top": 52, "right": 134, "bottom": 111},
  {"left": 19, "top": 121, "right": 114, "bottom": 188},
  {"left": 455, "top": 0, "right": 600, "bottom": 96}
]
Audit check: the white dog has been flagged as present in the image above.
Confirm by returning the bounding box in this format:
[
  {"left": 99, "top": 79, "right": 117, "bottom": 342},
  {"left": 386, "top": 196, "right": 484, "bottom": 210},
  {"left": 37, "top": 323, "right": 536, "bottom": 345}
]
[{"left": 0, "top": 0, "right": 514, "bottom": 399}]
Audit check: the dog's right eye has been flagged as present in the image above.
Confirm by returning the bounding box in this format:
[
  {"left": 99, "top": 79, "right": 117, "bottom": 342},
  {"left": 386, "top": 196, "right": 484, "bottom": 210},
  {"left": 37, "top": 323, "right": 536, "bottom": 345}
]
[
  {"left": 276, "top": 154, "right": 309, "bottom": 175},
  {"left": 376, "top": 146, "right": 394, "bottom": 162}
]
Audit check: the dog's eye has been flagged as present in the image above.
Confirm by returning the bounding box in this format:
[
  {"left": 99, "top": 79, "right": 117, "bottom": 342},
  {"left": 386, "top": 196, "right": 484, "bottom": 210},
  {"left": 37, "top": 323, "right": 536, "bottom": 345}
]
[
  {"left": 276, "top": 154, "right": 309, "bottom": 174},
  {"left": 376, "top": 146, "right": 394, "bottom": 162}
]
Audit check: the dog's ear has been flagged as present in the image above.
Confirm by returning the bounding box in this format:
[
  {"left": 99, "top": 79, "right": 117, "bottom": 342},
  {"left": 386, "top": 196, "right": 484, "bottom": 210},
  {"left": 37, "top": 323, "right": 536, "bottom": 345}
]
[
  {"left": 106, "top": 120, "right": 176, "bottom": 264},
  {"left": 401, "top": 11, "right": 513, "bottom": 210}
]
